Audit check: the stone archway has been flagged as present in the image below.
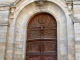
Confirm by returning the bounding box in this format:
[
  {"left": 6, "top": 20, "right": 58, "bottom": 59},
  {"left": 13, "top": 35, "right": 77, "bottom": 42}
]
[
  {"left": 6, "top": 1, "right": 75, "bottom": 60},
  {"left": 14, "top": 2, "right": 68, "bottom": 60}
]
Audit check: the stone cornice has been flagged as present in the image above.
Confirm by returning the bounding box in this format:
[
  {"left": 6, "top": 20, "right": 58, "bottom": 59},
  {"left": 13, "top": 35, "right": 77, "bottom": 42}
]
[{"left": 0, "top": 0, "right": 20, "bottom": 7}]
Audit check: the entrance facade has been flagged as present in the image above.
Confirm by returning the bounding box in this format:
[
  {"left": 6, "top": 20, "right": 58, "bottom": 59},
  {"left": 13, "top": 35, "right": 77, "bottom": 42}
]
[
  {"left": 1, "top": 0, "right": 76, "bottom": 60},
  {"left": 26, "top": 13, "right": 57, "bottom": 60}
]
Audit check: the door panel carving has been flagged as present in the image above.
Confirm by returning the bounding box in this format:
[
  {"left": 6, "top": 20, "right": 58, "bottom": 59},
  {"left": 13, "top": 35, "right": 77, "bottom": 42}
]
[
  {"left": 27, "top": 55, "right": 41, "bottom": 60},
  {"left": 43, "top": 41, "right": 57, "bottom": 52},
  {"left": 28, "top": 30, "right": 41, "bottom": 39},
  {"left": 27, "top": 41, "right": 40, "bottom": 53},
  {"left": 43, "top": 29, "right": 56, "bottom": 38},
  {"left": 26, "top": 13, "right": 57, "bottom": 60},
  {"left": 43, "top": 55, "right": 57, "bottom": 60}
]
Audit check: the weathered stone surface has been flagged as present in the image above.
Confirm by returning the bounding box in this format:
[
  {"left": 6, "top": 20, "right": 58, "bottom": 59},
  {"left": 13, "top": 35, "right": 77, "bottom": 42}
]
[
  {"left": 74, "top": 23, "right": 80, "bottom": 60},
  {"left": 0, "top": 26, "right": 7, "bottom": 60},
  {"left": 0, "top": 10, "right": 9, "bottom": 26},
  {"left": 0, "top": 0, "right": 16, "bottom": 4},
  {"left": 0, "top": 0, "right": 80, "bottom": 60},
  {"left": 73, "top": 1, "right": 80, "bottom": 23}
]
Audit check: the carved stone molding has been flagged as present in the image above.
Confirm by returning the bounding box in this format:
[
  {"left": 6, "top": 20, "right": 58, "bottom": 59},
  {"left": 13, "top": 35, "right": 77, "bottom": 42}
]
[
  {"left": 9, "top": 7, "right": 16, "bottom": 26},
  {"left": 66, "top": 1, "right": 73, "bottom": 18},
  {"left": 10, "top": 7, "right": 15, "bottom": 19},
  {"left": 35, "top": 0, "right": 47, "bottom": 9}
]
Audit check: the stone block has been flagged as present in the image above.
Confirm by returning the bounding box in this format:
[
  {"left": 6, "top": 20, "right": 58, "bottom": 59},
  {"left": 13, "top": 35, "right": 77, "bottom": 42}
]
[
  {"left": 7, "top": 50, "right": 13, "bottom": 54},
  {"left": 15, "top": 41, "right": 22, "bottom": 45},
  {"left": 6, "top": 53, "right": 12, "bottom": 58},
  {"left": 0, "top": 53, "right": 4, "bottom": 58},
  {"left": 0, "top": 10, "right": 9, "bottom": 26},
  {"left": 0, "top": 10, "right": 9, "bottom": 21},
  {"left": 6, "top": 57, "right": 12, "bottom": 60},
  {"left": 76, "top": 48, "right": 80, "bottom": 53},
  {"left": 0, "top": 46, "right": 5, "bottom": 49},
  {"left": 15, "top": 44, "right": 23, "bottom": 48},
  {"left": 75, "top": 41, "right": 80, "bottom": 45},
  {"left": 0, "top": 49, "right": 5, "bottom": 53},
  {"left": 75, "top": 53, "right": 80, "bottom": 57},
  {"left": 14, "top": 48, "right": 22, "bottom": 51},
  {"left": 14, "top": 51, "right": 22, "bottom": 54},
  {"left": 0, "top": 43, "right": 5, "bottom": 46},
  {"left": 75, "top": 37, "right": 80, "bottom": 41},
  {"left": 75, "top": 45, "right": 80, "bottom": 49},
  {"left": 7, "top": 46, "right": 13, "bottom": 50},
  {"left": 0, "top": 58, "right": 4, "bottom": 60},
  {"left": 0, "top": 38, "right": 6, "bottom": 42},
  {"left": 16, "top": 54, "right": 22, "bottom": 59}
]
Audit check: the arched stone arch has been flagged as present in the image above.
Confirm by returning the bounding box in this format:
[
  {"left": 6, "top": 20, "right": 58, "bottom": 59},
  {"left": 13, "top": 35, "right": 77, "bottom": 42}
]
[
  {"left": 6, "top": 1, "right": 75, "bottom": 60},
  {"left": 15, "top": 2, "right": 67, "bottom": 60},
  {"left": 15, "top": 0, "right": 67, "bottom": 18}
]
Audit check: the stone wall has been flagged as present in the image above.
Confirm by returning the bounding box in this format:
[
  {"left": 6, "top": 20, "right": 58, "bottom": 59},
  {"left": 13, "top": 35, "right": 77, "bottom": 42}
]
[
  {"left": 73, "top": 1, "right": 80, "bottom": 60},
  {"left": 74, "top": 23, "right": 80, "bottom": 60},
  {"left": 0, "top": 26, "right": 7, "bottom": 60},
  {"left": 73, "top": 1, "right": 80, "bottom": 23},
  {"left": 0, "top": 0, "right": 16, "bottom": 4},
  {"left": 0, "top": 8, "right": 9, "bottom": 60},
  {"left": 0, "top": 0, "right": 80, "bottom": 60}
]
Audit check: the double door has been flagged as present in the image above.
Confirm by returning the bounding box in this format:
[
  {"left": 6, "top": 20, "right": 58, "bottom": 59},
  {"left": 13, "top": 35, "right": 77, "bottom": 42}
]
[{"left": 26, "top": 13, "right": 57, "bottom": 60}]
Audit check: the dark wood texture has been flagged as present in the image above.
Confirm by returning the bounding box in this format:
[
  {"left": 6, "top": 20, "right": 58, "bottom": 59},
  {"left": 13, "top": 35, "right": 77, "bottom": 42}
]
[{"left": 26, "top": 13, "right": 57, "bottom": 60}]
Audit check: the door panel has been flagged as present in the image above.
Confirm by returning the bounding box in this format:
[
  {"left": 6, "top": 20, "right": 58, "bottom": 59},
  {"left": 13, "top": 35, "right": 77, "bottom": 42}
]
[
  {"left": 43, "top": 41, "right": 57, "bottom": 52},
  {"left": 43, "top": 29, "right": 57, "bottom": 39},
  {"left": 27, "top": 55, "right": 57, "bottom": 60},
  {"left": 43, "top": 55, "right": 57, "bottom": 60},
  {"left": 27, "top": 55, "right": 41, "bottom": 60},
  {"left": 27, "top": 41, "right": 41, "bottom": 53}
]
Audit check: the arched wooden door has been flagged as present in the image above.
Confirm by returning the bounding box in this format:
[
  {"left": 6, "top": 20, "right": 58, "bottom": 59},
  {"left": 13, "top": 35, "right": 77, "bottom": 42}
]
[{"left": 26, "top": 13, "right": 57, "bottom": 60}]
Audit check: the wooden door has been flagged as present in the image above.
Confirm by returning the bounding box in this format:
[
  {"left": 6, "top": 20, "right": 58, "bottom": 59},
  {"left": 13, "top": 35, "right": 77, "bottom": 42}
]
[{"left": 26, "top": 13, "right": 57, "bottom": 60}]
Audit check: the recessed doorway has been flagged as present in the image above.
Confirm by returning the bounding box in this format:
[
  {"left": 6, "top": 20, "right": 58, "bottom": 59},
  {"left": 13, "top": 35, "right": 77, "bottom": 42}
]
[{"left": 26, "top": 13, "right": 57, "bottom": 60}]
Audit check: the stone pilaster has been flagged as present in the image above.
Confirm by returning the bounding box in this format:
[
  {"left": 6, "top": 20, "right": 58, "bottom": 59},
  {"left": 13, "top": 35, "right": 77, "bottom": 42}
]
[
  {"left": 0, "top": 6, "right": 9, "bottom": 60},
  {"left": 66, "top": 1, "right": 75, "bottom": 60},
  {"left": 5, "top": 6, "right": 16, "bottom": 60}
]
